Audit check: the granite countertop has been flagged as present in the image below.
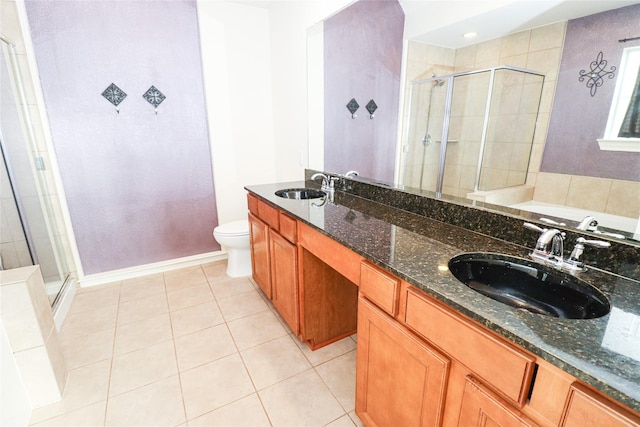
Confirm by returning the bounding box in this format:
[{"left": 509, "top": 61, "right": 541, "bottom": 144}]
[{"left": 246, "top": 180, "right": 640, "bottom": 412}]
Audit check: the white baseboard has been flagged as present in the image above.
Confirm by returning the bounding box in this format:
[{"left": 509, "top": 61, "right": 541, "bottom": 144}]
[{"left": 78, "top": 251, "right": 227, "bottom": 289}]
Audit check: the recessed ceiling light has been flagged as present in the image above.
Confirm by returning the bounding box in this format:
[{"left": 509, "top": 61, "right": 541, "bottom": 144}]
[{"left": 463, "top": 32, "right": 478, "bottom": 39}]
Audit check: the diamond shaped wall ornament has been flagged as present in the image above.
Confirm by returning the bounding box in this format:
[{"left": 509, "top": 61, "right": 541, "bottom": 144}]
[
  {"left": 143, "top": 85, "right": 166, "bottom": 114},
  {"left": 347, "top": 98, "right": 359, "bottom": 119},
  {"left": 366, "top": 99, "right": 378, "bottom": 119},
  {"left": 101, "top": 83, "right": 127, "bottom": 113}
]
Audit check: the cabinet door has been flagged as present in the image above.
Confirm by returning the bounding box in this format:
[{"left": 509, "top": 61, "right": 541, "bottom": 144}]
[
  {"left": 270, "top": 230, "right": 299, "bottom": 335},
  {"left": 248, "top": 213, "right": 271, "bottom": 299},
  {"left": 458, "top": 376, "right": 538, "bottom": 427},
  {"left": 561, "top": 383, "right": 640, "bottom": 427},
  {"left": 356, "top": 297, "right": 449, "bottom": 427}
]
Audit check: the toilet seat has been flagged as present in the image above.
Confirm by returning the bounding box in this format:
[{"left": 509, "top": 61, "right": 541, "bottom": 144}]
[{"left": 214, "top": 219, "right": 249, "bottom": 236}]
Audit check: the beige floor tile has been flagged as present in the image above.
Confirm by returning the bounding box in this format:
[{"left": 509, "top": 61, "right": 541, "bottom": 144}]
[
  {"left": 240, "top": 335, "right": 311, "bottom": 390},
  {"left": 174, "top": 324, "right": 237, "bottom": 371},
  {"left": 58, "top": 328, "right": 114, "bottom": 370},
  {"left": 30, "top": 401, "right": 106, "bottom": 427},
  {"left": 117, "top": 292, "right": 168, "bottom": 325},
  {"left": 349, "top": 411, "right": 365, "bottom": 427},
  {"left": 217, "top": 289, "right": 269, "bottom": 322},
  {"left": 209, "top": 276, "right": 256, "bottom": 299},
  {"left": 170, "top": 300, "right": 224, "bottom": 337},
  {"left": 109, "top": 340, "right": 177, "bottom": 396},
  {"left": 105, "top": 375, "right": 185, "bottom": 427},
  {"left": 70, "top": 285, "right": 121, "bottom": 314},
  {"left": 227, "top": 309, "right": 288, "bottom": 350},
  {"left": 326, "top": 414, "right": 357, "bottom": 427},
  {"left": 201, "top": 261, "right": 228, "bottom": 283},
  {"left": 114, "top": 313, "right": 173, "bottom": 355},
  {"left": 259, "top": 369, "right": 345, "bottom": 427},
  {"left": 316, "top": 350, "right": 357, "bottom": 412},
  {"left": 180, "top": 353, "right": 254, "bottom": 420},
  {"left": 167, "top": 283, "right": 214, "bottom": 312},
  {"left": 164, "top": 266, "right": 207, "bottom": 291},
  {"left": 187, "top": 394, "right": 270, "bottom": 427},
  {"left": 61, "top": 303, "right": 118, "bottom": 338},
  {"left": 295, "top": 334, "right": 357, "bottom": 366},
  {"left": 29, "top": 360, "right": 111, "bottom": 424},
  {"left": 120, "top": 274, "right": 166, "bottom": 302}
]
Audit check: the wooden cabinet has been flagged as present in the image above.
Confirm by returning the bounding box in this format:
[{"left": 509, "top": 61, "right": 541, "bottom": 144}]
[
  {"left": 356, "top": 297, "right": 449, "bottom": 427},
  {"left": 270, "top": 229, "right": 299, "bottom": 335},
  {"left": 248, "top": 212, "right": 271, "bottom": 299},
  {"left": 561, "top": 383, "right": 640, "bottom": 427},
  {"left": 247, "top": 194, "right": 299, "bottom": 333},
  {"left": 458, "top": 376, "right": 538, "bottom": 427}
]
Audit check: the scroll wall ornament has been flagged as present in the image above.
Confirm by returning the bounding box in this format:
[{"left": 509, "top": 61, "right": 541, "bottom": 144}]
[
  {"left": 101, "top": 83, "right": 127, "bottom": 113},
  {"left": 578, "top": 51, "right": 616, "bottom": 97},
  {"left": 143, "top": 85, "right": 166, "bottom": 114}
]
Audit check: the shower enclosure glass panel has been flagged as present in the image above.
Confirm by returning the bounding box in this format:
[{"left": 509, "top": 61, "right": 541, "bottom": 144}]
[
  {"left": 478, "top": 69, "right": 544, "bottom": 192},
  {"left": 1, "top": 35, "right": 70, "bottom": 306},
  {"left": 401, "top": 66, "right": 544, "bottom": 198}
]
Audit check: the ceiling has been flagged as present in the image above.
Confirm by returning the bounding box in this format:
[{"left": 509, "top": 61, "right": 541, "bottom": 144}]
[{"left": 399, "top": 0, "right": 640, "bottom": 48}]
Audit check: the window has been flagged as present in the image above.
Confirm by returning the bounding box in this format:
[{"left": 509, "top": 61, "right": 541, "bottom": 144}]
[{"left": 598, "top": 46, "right": 640, "bottom": 152}]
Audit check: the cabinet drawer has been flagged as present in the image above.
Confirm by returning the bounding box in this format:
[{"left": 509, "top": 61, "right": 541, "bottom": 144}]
[
  {"left": 257, "top": 199, "right": 279, "bottom": 231},
  {"left": 404, "top": 287, "right": 536, "bottom": 406},
  {"left": 298, "top": 222, "right": 362, "bottom": 284},
  {"left": 247, "top": 193, "right": 259, "bottom": 215},
  {"left": 360, "top": 261, "right": 400, "bottom": 316},
  {"left": 279, "top": 212, "right": 297, "bottom": 243}
]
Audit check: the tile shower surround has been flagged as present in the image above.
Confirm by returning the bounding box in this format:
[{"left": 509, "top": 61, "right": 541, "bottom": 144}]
[{"left": 305, "top": 170, "right": 640, "bottom": 282}]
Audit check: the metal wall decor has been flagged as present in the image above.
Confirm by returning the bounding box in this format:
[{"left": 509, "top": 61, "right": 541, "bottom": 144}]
[
  {"left": 143, "top": 85, "right": 166, "bottom": 114},
  {"left": 578, "top": 51, "right": 616, "bottom": 97},
  {"left": 366, "top": 99, "right": 378, "bottom": 119},
  {"left": 102, "top": 83, "right": 127, "bottom": 113},
  {"left": 347, "top": 98, "right": 359, "bottom": 119}
]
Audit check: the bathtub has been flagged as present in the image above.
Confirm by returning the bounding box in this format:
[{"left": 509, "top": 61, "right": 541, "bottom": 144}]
[{"left": 509, "top": 201, "right": 640, "bottom": 239}]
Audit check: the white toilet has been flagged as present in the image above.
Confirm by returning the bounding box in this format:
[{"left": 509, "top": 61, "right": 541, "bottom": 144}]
[{"left": 213, "top": 219, "right": 251, "bottom": 277}]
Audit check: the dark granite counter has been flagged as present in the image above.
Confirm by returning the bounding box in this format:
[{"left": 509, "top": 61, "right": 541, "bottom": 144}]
[{"left": 246, "top": 180, "right": 640, "bottom": 413}]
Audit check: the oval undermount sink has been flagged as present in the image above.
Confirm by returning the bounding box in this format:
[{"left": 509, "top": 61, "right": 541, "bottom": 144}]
[
  {"left": 275, "top": 188, "right": 326, "bottom": 200},
  {"left": 448, "top": 253, "right": 610, "bottom": 319}
]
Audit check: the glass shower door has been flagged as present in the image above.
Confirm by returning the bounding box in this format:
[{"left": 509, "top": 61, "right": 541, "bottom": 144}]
[{"left": 1, "top": 35, "right": 71, "bottom": 306}]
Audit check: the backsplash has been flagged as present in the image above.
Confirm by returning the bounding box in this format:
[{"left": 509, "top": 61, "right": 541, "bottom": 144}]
[{"left": 306, "top": 169, "right": 640, "bottom": 282}]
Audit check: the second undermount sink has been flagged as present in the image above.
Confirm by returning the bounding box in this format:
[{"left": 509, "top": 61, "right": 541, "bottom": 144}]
[
  {"left": 448, "top": 253, "right": 611, "bottom": 319},
  {"left": 275, "top": 188, "right": 326, "bottom": 200}
]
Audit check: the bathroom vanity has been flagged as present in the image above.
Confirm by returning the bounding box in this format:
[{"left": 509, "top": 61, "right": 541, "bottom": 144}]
[{"left": 245, "top": 178, "right": 640, "bottom": 426}]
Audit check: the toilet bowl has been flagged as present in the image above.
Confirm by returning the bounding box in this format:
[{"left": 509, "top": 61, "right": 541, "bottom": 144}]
[{"left": 213, "top": 219, "right": 251, "bottom": 277}]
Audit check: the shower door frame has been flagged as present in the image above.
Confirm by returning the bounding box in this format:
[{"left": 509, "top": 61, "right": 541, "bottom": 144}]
[
  {"left": 404, "top": 65, "right": 546, "bottom": 196},
  {"left": 1, "top": 31, "right": 71, "bottom": 307}
]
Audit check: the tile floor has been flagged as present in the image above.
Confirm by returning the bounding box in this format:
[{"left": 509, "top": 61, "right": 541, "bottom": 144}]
[{"left": 30, "top": 261, "right": 363, "bottom": 427}]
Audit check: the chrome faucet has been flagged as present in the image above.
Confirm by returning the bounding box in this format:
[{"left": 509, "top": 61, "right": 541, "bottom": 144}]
[
  {"left": 524, "top": 222, "right": 565, "bottom": 268},
  {"left": 524, "top": 222, "right": 610, "bottom": 272},
  {"left": 344, "top": 170, "right": 359, "bottom": 178},
  {"left": 576, "top": 216, "right": 598, "bottom": 231},
  {"left": 564, "top": 237, "right": 611, "bottom": 271},
  {"left": 310, "top": 172, "right": 338, "bottom": 194}
]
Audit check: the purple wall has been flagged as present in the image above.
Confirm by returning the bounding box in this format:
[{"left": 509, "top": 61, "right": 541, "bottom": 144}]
[
  {"left": 542, "top": 4, "right": 640, "bottom": 182},
  {"left": 323, "top": 0, "right": 404, "bottom": 183},
  {"left": 26, "top": 0, "right": 219, "bottom": 275}
]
